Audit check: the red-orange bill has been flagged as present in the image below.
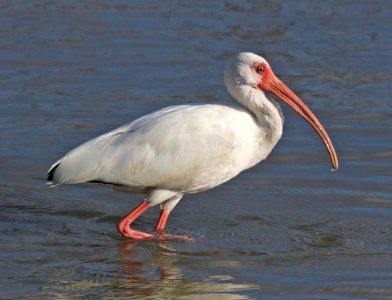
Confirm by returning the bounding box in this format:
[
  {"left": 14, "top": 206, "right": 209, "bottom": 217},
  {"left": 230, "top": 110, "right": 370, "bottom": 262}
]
[{"left": 265, "top": 76, "right": 339, "bottom": 171}]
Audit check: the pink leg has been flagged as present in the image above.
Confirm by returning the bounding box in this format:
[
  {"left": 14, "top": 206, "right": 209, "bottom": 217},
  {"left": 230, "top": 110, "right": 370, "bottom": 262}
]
[
  {"left": 154, "top": 209, "right": 169, "bottom": 233},
  {"left": 117, "top": 200, "right": 193, "bottom": 241},
  {"left": 153, "top": 208, "right": 193, "bottom": 241},
  {"left": 117, "top": 201, "right": 154, "bottom": 239}
]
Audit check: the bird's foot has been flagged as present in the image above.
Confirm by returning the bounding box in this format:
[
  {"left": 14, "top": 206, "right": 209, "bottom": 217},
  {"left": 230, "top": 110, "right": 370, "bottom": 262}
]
[
  {"left": 118, "top": 227, "right": 154, "bottom": 239},
  {"left": 118, "top": 228, "right": 193, "bottom": 241},
  {"left": 153, "top": 231, "right": 194, "bottom": 241},
  {"left": 117, "top": 201, "right": 192, "bottom": 241}
]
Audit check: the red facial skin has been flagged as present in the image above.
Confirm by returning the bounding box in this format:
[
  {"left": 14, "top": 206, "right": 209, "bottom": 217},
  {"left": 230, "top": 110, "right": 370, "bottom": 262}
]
[{"left": 255, "top": 62, "right": 275, "bottom": 90}]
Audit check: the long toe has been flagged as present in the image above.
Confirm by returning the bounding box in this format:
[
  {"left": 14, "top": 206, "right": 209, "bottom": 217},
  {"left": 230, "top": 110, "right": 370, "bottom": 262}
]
[
  {"left": 154, "top": 232, "right": 194, "bottom": 241},
  {"left": 120, "top": 227, "right": 154, "bottom": 239}
]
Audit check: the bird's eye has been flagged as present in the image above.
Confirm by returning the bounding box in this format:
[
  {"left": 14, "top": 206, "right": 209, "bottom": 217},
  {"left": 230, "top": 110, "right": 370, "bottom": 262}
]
[{"left": 256, "top": 66, "right": 265, "bottom": 73}]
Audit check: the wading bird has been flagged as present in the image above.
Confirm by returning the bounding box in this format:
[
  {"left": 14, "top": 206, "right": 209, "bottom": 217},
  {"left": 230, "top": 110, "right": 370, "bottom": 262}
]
[{"left": 48, "top": 52, "right": 339, "bottom": 240}]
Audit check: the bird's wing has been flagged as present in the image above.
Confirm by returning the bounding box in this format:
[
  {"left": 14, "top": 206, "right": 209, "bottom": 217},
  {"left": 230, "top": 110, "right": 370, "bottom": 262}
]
[
  {"left": 49, "top": 104, "right": 259, "bottom": 191},
  {"left": 48, "top": 105, "right": 190, "bottom": 184}
]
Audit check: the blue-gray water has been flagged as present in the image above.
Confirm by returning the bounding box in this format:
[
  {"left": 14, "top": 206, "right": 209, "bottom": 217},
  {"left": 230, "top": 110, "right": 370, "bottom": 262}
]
[{"left": 1, "top": 1, "right": 391, "bottom": 299}]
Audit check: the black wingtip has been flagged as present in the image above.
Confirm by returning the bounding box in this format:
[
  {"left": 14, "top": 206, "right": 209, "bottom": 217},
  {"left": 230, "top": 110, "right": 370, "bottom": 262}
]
[{"left": 47, "top": 163, "right": 59, "bottom": 181}]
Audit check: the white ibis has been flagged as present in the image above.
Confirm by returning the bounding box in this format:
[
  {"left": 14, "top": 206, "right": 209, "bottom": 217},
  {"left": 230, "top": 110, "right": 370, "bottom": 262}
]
[{"left": 48, "top": 52, "right": 339, "bottom": 240}]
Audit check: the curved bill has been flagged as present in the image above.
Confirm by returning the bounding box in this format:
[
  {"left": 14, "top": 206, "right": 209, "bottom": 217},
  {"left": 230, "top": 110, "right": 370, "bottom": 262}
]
[{"left": 264, "top": 76, "right": 339, "bottom": 171}]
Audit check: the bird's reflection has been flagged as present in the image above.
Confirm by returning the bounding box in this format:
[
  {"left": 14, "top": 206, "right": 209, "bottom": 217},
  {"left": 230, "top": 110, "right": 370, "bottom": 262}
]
[
  {"left": 116, "top": 240, "right": 259, "bottom": 299},
  {"left": 42, "top": 239, "right": 258, "bottom": 298},
  {"left": 117, "top": 242, "right": 147, "bottom": 286},
  {"left": 117, "top": 240, "right": 182, "bottom": 297}
]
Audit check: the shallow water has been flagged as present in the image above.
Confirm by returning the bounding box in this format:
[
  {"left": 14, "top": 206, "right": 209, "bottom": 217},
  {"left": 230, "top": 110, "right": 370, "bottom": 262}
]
[{"left": 1, "top": 1, "right": 391, "bottom": 299}]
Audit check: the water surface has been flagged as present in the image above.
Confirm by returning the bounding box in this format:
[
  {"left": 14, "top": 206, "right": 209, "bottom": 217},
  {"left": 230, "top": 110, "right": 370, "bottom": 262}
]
[{"left": 1, "top": 1, "right": 391, "bottom": 299}]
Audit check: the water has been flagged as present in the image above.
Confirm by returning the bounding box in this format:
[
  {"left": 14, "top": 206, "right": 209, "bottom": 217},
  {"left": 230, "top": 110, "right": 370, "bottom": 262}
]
[{"left": 1, "top": 1, "right": 391, "bottom": 299}]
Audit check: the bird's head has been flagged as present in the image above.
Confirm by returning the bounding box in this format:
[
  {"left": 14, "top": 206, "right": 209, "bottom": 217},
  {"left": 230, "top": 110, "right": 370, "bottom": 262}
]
[{"left": 224, "top": 52, "right": 339, "bottom": 171}]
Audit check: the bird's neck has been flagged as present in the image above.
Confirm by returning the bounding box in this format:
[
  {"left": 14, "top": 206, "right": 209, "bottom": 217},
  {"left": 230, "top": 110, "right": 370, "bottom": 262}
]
[{"left": 233, "top": 86, "right": 284, "bottom": 142}]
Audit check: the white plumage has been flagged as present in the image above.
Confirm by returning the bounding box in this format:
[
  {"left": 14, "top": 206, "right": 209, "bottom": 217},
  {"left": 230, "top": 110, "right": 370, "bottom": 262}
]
[
  {"left": 49, "top": 104, "right": 280, "bottom": 192},
  {"left": 48, "top": 52, "right": 338, "bottom": 240}
]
